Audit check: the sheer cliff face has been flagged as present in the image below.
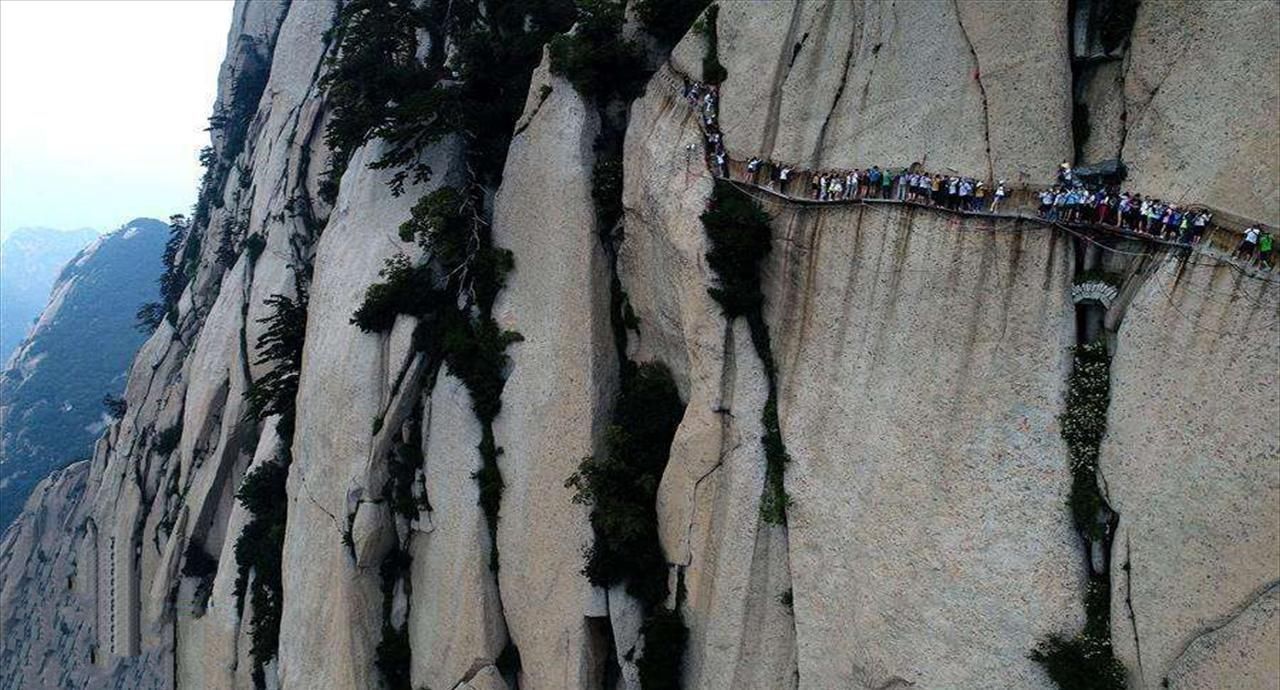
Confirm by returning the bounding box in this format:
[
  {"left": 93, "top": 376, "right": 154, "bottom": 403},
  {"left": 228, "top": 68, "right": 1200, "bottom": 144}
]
[{"left": 2, "top": 3, "right": 1277, "bottom": 690}]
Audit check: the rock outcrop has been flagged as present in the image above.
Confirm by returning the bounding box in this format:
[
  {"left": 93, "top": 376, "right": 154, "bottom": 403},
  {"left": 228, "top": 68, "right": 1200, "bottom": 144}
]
[{"left": 2, "top": 2, "right": 1276, "bottom": 690}]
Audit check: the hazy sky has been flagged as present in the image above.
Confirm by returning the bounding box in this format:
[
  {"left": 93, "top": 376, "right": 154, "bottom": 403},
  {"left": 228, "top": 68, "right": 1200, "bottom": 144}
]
[{"left": 1, "top": 0, "right": 234, "bottom": 239}]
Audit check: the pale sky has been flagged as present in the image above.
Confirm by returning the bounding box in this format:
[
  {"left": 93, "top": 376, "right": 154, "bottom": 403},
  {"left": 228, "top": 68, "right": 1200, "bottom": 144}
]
[{"left": 0, "top": 0, "right": 234, "bottom": 239}]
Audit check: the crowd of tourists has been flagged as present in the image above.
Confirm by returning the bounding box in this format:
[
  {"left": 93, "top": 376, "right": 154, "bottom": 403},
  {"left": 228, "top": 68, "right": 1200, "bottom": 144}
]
[
  {"left": 1037, "top": 162, "right": 1214, "bottom": 242},
  {"left": 678, "top": 76, "right": 1273, "bottom": 269}
]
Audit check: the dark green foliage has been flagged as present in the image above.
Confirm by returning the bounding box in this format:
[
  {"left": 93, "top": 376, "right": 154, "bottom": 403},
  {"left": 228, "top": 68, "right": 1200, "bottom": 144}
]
[
  {"left": 137, "top": 215, "right": 193, "bottom": 332},
  {"left": 102, "top": 394, "right": 127, "bottom": 419},
  {"left": 320, "top": 0, "right": 578, "bottom": 199},
  {"left": 134, "top": 303, "right": 168, "bottom": 333},
  {"left": 758, "top": 393, "right": 793, "bottom": 525},
  {"left": 244, "top": 289, "right": 309, "bottom": 438},
  {"left": 232, "top": 460, "right": 289, "bottom": 688},
  {"left": 1059, "top": 341, "right": 1111, "bottom": 538},
  {"left": 181, "top": 540, "right": 218, "bottom": 611},
  {"left": 700, "top": 181, "right": 792, "bottom": 524},
  {"left": 442, "top": 317, "right": 524, "bottom": 425},
  {"left": 635, "top": 607, "right": 688, "bottom": 690},
  {"left": 235, "top": 283, "right": 308, "bottom": 687},
  {"left": 634, "top": 0, "right": 712, "bottom": 44},
  {"left": 375, "top": 547, "right": 413, "bottom": 690},
  {"left": 700, "top": 4, "right": 726, "bottom": 84},
  {"left": 244, "top": 234, "right": 267, "bottom": 265},
  {"left": 1032, "top": 341, "right": 1126, "bottom": 688},
  {"left": 350, "top": 255, "right": 438, "bottom": 334},
  {"left": 592, "top": 154, "right": 625, "bottom": 230},
  {"left": 701, "top": 181, "right": 773, "bottom": 317},
  {"left": 181, "top": 540, "right": 218, "bottom": 580},
  {"left": 442, "top": 315, "right": 523, "bottom": 573},
  {"left": 1031, "top": 633, "right": 1127, "bottom": 690},
  {"left": 566, "top": 363, "right": 685, "bottom": 607},
  {"left": 439, "top": 0, "right": 577, "bottom": 182},
  {"left": 196, "top": 58, "right": 269, "bottom": 228},
  {"left": 319, "top": 0, "right": 438, "bottom": 200},
  {"left": 1031, "top": 575, "right": 1127, "bottom": 689},
  {"left": 398, "top": 187, "right": 471, "bottom": 273},
  {"left": 154, "top": 423, "right": 183, "bottom": 456},
  {"left": 547, "top": 0, "right": 647, "bottom": 101}
]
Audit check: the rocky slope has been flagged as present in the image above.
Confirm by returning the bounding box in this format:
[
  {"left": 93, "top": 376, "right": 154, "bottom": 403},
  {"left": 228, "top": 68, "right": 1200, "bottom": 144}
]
[
  {"left": 2, "top": 2, "right": 1276, "bottom": 689},
  {"left": 0, "top": 218, "right": 168, "bottom": 530},
  {"left": 0, "top": 226, "right": 99, "bottom": 363}
]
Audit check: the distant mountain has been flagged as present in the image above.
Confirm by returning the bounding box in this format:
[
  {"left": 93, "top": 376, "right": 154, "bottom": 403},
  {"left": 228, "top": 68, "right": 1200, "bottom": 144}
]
[
  {"left": 0, "top": 226, "right": 101, "bottom": 363},
  {"left": 0, "top": 218, "right": 168, "bottom": 529}
]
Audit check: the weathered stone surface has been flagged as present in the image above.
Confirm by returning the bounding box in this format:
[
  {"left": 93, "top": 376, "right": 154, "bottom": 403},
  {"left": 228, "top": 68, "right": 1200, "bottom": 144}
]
[
  {"left": 678, "top": 321, "right": 797, "bottom": 690},
  {"left": 457, "top": 664, "right": 510, "bottom": 690},
  {"left": 279, "top": 134, "right": 461, "bottom": 689},
  {"left": 4, "top": 3, "right": 1279, "bottom": 689},
  {"left": 1102, "top": 259, "right": 1280, "bottom": 688},
  {"left": 766, "top": 203, "right": 1081, "bottom": 689},
  {"left": 410, "top": 371, "right": 509, "bottom": 690},
  {"left": 699, "top": 0, "right": 1071, "bottom": 183},
  {"left": 490, "top": 56, "right": 617, "bottom": 690},
  {"left": 622, "top": 76, "right": 799, "bottom": 688},
  {"left": 1119, "top": 0, "right": 1280, "bottom": 225}
]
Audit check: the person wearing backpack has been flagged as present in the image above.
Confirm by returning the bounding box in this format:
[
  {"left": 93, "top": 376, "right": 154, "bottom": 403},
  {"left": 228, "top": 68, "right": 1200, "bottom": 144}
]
[
  {"left": 1256, "top": 230, "right": 1274, "bottom": 269},
  {"left": 1234, "top": 225, "right": 1261, "bottom": 261}
]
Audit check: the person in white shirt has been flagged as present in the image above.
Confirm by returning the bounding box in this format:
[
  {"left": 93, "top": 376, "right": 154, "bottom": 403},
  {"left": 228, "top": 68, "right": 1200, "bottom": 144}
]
[{"left": 1234, "top": 225, "right": 1261, "bottom": 260}]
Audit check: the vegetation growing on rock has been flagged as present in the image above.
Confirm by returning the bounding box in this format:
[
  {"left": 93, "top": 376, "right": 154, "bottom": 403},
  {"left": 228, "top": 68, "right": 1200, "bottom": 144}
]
[
  {"left": 233, "top": 282, "right": 310, "bottom": 688},
  {"left": 136, "top": 215, "right": 194, "bottom": 332},
  {"left": 1032, "top": 341, "right": 1127, "bottom": 689},
  {"left": 701, "top": 181, "right": 793, "bottom": 524},
  {"left": 567, "top": 362, "right": 685, "bottom": 606},
  {"left": 547, "top": 0, "right": 646, "bottom": 102}
]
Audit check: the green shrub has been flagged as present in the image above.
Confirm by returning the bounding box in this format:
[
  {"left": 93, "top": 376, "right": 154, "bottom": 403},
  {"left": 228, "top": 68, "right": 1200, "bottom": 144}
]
[
  {"left": 699, "top": 181, "right": 793, "bottom": 525},
  {"left": 154, "top": 423, "right": 183, "bottom": 456},
  {"left": 634, "top": 0, "right": 712, "bottom": 44},
  {"left": 181, "top": 540, "right": 218, "bottom": 580},
  {"left": 592, "top": 154, "right": 625, "bottom": 230},
  {"left": 102, "top": 395, "right": 127, "bottom": 419},
  {"left": 1059, "top": 341, "right": 1111, "bottom": 538},
  {"left": 245, "top": 234, "right": 267, "bottom": 265},
  {"left": 548, "top": 0, "right": 647, "bottom": 101},
  {"left": 567, "top": 363, "right": 684, "bottom": 607},
  {"left": 245, "top": 289, "right": 309, "bottom": 438},
  {"left": 636, "top": 607, "right": 688, "bottom": 690},
  {"left": 181, "top": 540, "right": 218, "bottom": 611},
  {"left": 136, "top": 214, "right": 193, "bottom": 332},
  {"left": 350, "top": 255, "right": 437, "bottom": 334},
  {"left": 134, "top": 303, "right": 168, "bottom": 333},
  {"left": 701, "top": 180, "right": 773, "bottom": 317},
  {"left": 1031, "top": 341, "right": 1127, "bottom": 688},
  {"left": 232, "top": 460, "right": 289, "bottom": 689},
  {"left": 319, "top": 0, "right": 434, "bottom": 201},
  {"left": 442, "top": 316, "right": 524, "bottom": 425},
  {"left": 375, "top": 548, "right": 413, "bottom": 690},
  {"left": 758, "top": 393, "right": 793, "bottom": 525}
]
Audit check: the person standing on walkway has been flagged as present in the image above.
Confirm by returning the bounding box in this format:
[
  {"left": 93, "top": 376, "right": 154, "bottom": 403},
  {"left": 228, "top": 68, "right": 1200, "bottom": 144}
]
[
  {"left": 1234, "top": 225, "right": 1261, "bottom": 261},
  {"left": 1258, "top": 230, "right": 1274, "bottom": 268},
  {"left": 990, "top": 181, "right": 1007, "bottom": 213}
]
